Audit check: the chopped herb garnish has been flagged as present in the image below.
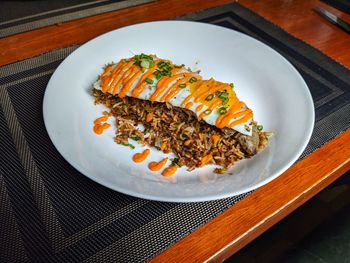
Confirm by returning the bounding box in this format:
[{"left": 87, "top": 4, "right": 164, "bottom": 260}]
[
  {"left": 154, "top": 67, "right": 172, "bottom": 80},
  {"left": 130, "top": 136, "right": 141, "bottom": 141},
  {"left": 157, "top": 61, "right": 166, "bottom": 68},
  {"left": 222, "top": 97, "right": 229, "bottom": 105},
  {"left": 179, "top": 84, "right": 186, "bottom": 88},
  {"left": 205, "top": 94, "right": 214, "bottom": 101},
  {"left": 217, "top": 90, "right": 228, "bottom": 99},
  {"left": 174, "top": 64, "right": 185, "bottom": 68},
  {"left": 217, "top": 107, "right": 227, "bottom": 115},
  {"left": 155, "top": 71, "right": 163, "bottom": 80},
  {"left": 257, "top": 125, "right": 263, "bottom": 131},
  {"left": 230, "top": 83, "right": 234, "bottom": 88},
  {"left": 204, "top": 109, "right": 212, "bottom": 115},
  {"left": 121, "top": 143, "right": 135, "bottom": 149},
  {"left": 140, "top": 59, "right": 155, "bottom": 69},
  {"left": 189, "top": 77, "right": 197, "bottom": 83},
  {"left": 133, "top": 53, "right": 155, "bottom": 69},
  {"left": 145, "top": 78, "right": 154, "bottom": 84},
  {"left": 140, "top": 54, "right": 152, "bottom": 59},
  {"left": 171, "top": 157, "right": 181, "bottom": 167}
]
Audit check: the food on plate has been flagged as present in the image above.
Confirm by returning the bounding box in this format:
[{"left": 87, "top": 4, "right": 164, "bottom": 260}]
[{"left": 92, "top": 54, "right": 272, "bottom": 175}]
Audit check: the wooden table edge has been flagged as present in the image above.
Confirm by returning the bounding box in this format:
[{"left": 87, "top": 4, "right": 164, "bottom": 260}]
[
  {"left": 0, "top": 0, "right": 235, "bottom": 67},
  {"left": 151, "top": 129, "right": 350, "bottom": 262}
]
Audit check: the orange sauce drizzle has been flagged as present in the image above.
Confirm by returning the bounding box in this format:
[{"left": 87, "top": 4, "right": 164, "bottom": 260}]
[
  {"left": 111, "top": 63, "right": 137, "bottom": 95},
  {"left": 94, "top": 116, "right": 108, "bottom": 124},
  {"left": 198, "top": 99, "right": 221, "bottom": 121},
  {"left": 93, "top": 123, "right": 111, "bottom": 135},
  {"left": 119, "top": 69, "right": 142, "bottom": 98},
  {"left": 146, "top": 112, "right": 153, "bottom": 122},
  {"left": 228, "top": 110, "right": 253, "bottom": 128},
  {"left": 160, "top": 142, "right": 167, "bottom": 151},
  {"left": 200, "top": 154, "right": 213, "bottom": 167},
  {"left": 216, "top": 101, "right": 245, "bottom": 128},
  {"left": 195, "top": 104, "right": 204, "bottom": 112},
  {"left": 148, "top": 158, "right": 168, "bottom": 171},
  {"left": 163, "top": 74, "right": 196, "bottom": 102},
  {"left": 101, "top": 63, "right": 122, "bottom": 92},
  {"left": 150, "top": 74, "right": 183, "bottom": 101},
  {"left": 99, "top": 56, "right": 253, "bottom": 130},
  {"left": 132, "top": 68, "right": 156, "bottom": 97},
  {"left": 162, "top": 165, "right": 177, "bottom": 176},
  {"left": 133, "top": 149, "right": 150, "bottom": 163},
  {"left": 106, "top": 60, "right": 133, "bottom": 94},
  {"left": 185, "top": 102, "right": 193, "bottom": 109},
  {"left": 180, "top": 79, "right": 212, "bottom": 108},
  {"left": 93, "top": 114, "right": 111, "bottom": 135},
  {"left": 184, "top": 140, "right": 191, "bottom": 146},
  {"left": 211, "top": 135, "right": 220, "bottom": 145},
  {"left": 195, "top": 83, "right": 227, "bottom": 103}
]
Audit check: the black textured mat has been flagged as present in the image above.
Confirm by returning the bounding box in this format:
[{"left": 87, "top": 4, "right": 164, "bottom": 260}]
[
  {"left": 0, "top": 0, "right": 155, "bottom": 38},
  {"left": 321, "top": 0, "right": 350, "bottom": 14},
  {"left": 1, "top": 3, "right": 350, "bottom": 262}
]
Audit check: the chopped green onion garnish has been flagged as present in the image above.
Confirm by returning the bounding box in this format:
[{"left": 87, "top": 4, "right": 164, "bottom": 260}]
[
  {"left": 171, "top": 157, "right": 181, "bottom": 167},
  {"left": 189, "top": 77, "right": 197, "bottom": 83},
  {"left": 130, "top": 136, "right": 141, "bottom": 141},
  {"left": 121, "top": 143, "right": 135, "bottom": 149},
  {"left": 230, "top": 83, "right": 234, "bottom": 88},
  {"left": 140, "top": 54, "right": 151, "bottom": 59},
  {"left": 157, "top": 61, "right": 165, "bottom": 68},
  {"left": 155, "top": 71, "right": 163, "bottom": 80},
  {"left": 140, "top": 59, "right": 150, "bottom": 68},
  {"left": 257, "top": 125, "right": 263, "bottom": 131},
  {"left": 217, "top": 107, "right": 227, "bottom": 115},
  {"left": 179, "top": 84, "right": 186, "bottom": 88},
  {"left": 222, "top": 97, "right": 229, "bottom": 105},
  {"left": 174, "top": 64, "right": 184, "bottom": 68},
  {"left": 217, "top": 91, "right": 228, "bottom": 99},
  {"left": 205, "top": 94, "right": 214, "bottom": 101},
  {"left": 149, "top": 60, "right": 155, "bottom": 68},
  {"left": 141, "top": 59, "right": 155, "bottom": 69},
  {"left": 204, "top": 109, "right": 212, "bottom": 115},
  {"left": 145, "top": 78, "right": 154, "bottom": 84},
  {"left": 165, "top": 65, "right": 173, "bottom": 71}
]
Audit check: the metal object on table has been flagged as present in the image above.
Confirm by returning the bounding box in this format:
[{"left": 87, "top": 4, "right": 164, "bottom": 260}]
[{"left": 314, "top": 6, "right": 350, "bottom": 33}]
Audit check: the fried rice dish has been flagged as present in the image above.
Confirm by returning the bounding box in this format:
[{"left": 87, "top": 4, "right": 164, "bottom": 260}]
[{"left": 92, "top": 54, "right": 272, "bottom": 175}]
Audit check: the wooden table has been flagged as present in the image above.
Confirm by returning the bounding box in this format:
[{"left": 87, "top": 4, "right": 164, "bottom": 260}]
[{"left": 1, "top": 0, "right": 349, "bottom": 261}]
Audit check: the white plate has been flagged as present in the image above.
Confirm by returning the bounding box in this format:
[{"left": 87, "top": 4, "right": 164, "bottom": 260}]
[{"left": 43, "top": 21, "right": 314, "bottom": 202}]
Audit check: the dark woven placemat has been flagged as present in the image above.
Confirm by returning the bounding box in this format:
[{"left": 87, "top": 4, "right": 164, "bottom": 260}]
[
  {"left": 0, "top": 0, "right": 155, "bottom": 38},
  {"left": 1, "top": 3, "right": 350, "bottom": 262},
  {"left": 321, "top": 0, "right": 350, "bottom": 14}
]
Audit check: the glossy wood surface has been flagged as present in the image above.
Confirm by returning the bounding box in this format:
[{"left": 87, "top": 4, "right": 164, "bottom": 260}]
[
  {"left": 0, "top": 0, "right": 349, "bottom": 261},
  {"left": 0, "top": 0, "right": 233, "bottom": 66},
  {"left": 240, "top": 0, "right": 350, "bottom": 69}
]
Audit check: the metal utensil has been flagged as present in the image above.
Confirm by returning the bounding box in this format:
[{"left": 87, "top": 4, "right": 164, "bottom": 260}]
[{"left": 314, "top": 6, "right": 350, "bottom": 34}]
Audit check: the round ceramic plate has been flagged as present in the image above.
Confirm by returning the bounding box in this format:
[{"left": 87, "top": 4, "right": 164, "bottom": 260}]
[{"left": 43, "top": 21, "right": 314, "bottom": 202}]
